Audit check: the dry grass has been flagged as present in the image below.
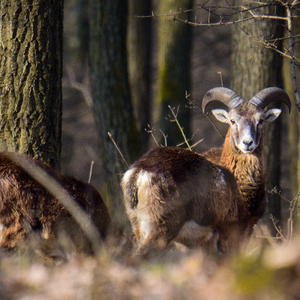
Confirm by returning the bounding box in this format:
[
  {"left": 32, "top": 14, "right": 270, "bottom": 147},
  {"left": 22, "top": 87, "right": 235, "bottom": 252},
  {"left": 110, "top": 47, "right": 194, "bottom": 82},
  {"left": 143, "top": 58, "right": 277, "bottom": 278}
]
[{"left": 1, "top": 224, "right": 300, "bottom": 300}]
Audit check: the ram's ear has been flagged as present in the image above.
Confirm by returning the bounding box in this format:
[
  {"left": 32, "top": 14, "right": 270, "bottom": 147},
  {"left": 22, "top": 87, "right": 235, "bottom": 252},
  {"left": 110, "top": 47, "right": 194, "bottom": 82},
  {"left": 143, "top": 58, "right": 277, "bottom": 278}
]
[
  {"left": 265, "top": 108, "right": 282, "bottom": 123},
  {"left": 211, "top": 109, "right": 230, "bottom": 124}
]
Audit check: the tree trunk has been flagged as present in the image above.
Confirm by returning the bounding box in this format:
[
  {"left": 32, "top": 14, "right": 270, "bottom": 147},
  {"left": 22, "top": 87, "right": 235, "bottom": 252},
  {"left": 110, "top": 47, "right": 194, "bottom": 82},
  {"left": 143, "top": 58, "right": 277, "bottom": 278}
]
[
  {"left": 64, "top": 0, "right": 89, "bottom": 80},
  {"left": 283, "top": 3, "right": 300, "bottom": 226},
  {"left": 127, "top": 0, "right": 152, "bottom": 153},
  {"left": 155, "top": 0, "right": 193, "bottom": 147},
  {"left": 231, "top": 1, "right": 284, "bottom": 233},
  {"left": 89, "top": 0, "right": 141, "bottom": 229},
  {"left": 0, "top": 0, "right": 63, "bottom": 169}
]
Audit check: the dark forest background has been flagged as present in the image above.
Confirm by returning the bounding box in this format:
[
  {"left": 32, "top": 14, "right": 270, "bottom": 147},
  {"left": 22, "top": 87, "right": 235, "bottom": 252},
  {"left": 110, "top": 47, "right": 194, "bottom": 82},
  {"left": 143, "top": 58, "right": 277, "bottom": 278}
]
[{"left": 62, "top": 0, "right": 300, "bottom": 234}]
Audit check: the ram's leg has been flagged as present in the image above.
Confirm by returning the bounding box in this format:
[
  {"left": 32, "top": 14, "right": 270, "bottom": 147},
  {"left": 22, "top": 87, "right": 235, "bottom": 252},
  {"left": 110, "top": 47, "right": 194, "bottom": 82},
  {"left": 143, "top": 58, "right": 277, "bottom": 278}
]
[
  {"left": 124, "top": 205, "right": 142, "bottom": 243},
  {"left": 136, "top": 209, "right": 186, "bottom": 256},
  {"left": 217, "top": 224, "right": 244, "bottom": 255}
]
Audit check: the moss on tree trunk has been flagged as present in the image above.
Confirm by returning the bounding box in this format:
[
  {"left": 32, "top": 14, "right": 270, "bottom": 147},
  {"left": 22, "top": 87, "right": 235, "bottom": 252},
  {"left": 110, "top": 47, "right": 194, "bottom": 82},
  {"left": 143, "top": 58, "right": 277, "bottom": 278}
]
[{"left": 155, "top": 0, "right": 193, "bottom": 147}]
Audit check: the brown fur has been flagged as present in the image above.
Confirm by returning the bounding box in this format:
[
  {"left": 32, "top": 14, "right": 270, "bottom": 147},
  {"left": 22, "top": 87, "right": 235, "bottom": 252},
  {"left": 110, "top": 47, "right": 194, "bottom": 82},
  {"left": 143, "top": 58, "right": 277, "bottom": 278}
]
[
  {"left": 219, "top": 130, "right": 266, "bottom": 232},
  {"left": 0, "top": 152, "right": 111, "bottom": 254},
  {"left": 122, "top": 147, "right": 246, "bottom": 255},
  {"left": 121, "top": 101, "right": 282, "bottom": 256},
  {"left": 202, "top": 147, "right": 222, "bottom": 164}
]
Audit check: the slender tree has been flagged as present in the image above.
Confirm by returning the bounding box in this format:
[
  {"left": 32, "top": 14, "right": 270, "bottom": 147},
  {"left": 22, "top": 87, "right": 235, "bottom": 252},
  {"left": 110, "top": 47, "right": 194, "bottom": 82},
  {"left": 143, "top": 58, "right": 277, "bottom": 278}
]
[
  {"left": 0, "top": 0, "right": 64, "bottom": 169},
  {"left": 283, "top": 2, "right": 300, "bottom": 223},
  {"left": 155, "top": 0, "right": 193, "bottom": 146},
  {"left": 89, "top": 0, "right": 141, "bottom": 228},
  {"left": 127, "top": 0, "right": 152, "bottom": 153},
  {"left": 231, "top": 1, "right": 284, "bottom": 231},
  {"left": 64, "top": 0, "right": 89, "bottom": 80}
]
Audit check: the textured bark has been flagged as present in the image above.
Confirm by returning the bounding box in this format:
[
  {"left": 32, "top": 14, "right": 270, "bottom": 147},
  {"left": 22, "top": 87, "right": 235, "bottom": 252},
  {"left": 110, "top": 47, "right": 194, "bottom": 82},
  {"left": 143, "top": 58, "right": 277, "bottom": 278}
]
[
  {"left": 128, "top": 0, "right": 152, "bottom": 152},
  {"left": 155, "top": 0, "right": 193, "bottom": 147},
  {"left": 283, "top": 3, "right": 300, "bottom": 224},
  {"left": 231, "top": 1, "right": 284, "bottom": 230},
  {"left": 89, "top": 0, "right": 141, "bottom": 228},
  {"left": 0, "top": 0, "right": 63, "bottom": 169}
]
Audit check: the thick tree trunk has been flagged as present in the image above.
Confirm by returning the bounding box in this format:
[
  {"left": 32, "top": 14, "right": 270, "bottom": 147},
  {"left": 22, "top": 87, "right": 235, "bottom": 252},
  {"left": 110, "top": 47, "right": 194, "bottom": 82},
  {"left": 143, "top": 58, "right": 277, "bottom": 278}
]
[
  {"left": 89, "top": 0, "right": 141, "bottom": 229},
  {"left": 0, "top": 0, "right": 63, "bottom": 169},
  {"left": 155, "top": 0, "right": 193, "bottom": 147},
  {"left": 128, "top": 0, "right": 152, "bottom": 153},
  {"left": 231, "top": 1, "right": 284, "bottom": 232}
]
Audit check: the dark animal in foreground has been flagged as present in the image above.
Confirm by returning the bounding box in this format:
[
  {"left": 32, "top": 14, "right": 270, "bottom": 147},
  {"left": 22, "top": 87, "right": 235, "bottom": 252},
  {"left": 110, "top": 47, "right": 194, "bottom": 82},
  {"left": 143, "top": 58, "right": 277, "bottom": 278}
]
[
  {"left": 121, "top": 87, "right": 291, "bottom": 256},
  {"left": 0, "top": 152, "right": 111, "bottom": 258}
]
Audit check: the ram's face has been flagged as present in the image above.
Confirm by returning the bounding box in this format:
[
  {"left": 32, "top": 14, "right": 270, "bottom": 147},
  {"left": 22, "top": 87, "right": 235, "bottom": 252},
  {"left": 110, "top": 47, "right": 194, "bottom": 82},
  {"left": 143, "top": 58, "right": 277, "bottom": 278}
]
[{"left": 211, "top": 102, "right": 282, "bottom": 154}]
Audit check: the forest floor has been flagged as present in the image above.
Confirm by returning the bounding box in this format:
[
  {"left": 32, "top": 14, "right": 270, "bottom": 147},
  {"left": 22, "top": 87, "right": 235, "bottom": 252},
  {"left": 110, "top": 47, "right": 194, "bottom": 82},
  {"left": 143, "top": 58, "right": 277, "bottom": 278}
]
[{"left": 2, "top": 224, "right": 300, "bottom": 300}]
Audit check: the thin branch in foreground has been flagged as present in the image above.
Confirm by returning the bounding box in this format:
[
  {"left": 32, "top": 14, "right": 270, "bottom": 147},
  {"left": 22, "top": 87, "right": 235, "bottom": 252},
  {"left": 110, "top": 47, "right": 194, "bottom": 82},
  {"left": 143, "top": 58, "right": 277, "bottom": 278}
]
[
  {"left": 217, "top": 72, "right": 224, "bottom": 87},
  {"left": 160, "top": 130, "right": 168, "bottom": 147},
  {"left": 168, "top": 105, "right": 192, "bottom": 150},
  {"left": 88, "top": 161, "right": 94, "bottom": 184},
  {"left": 108, "top": 132, "right": 129, "bottom": 168},
  {"left": 145, "top": 125, "right": 160, "bottom": 147},
  {"left": 270, "top": 214, "right": 287, "bottom": 243},
  {"left": 267, "top": 187, "right": 300, "bottom": 242},
  {"left": 65, "top": 67, "right": 93, "bottom": 107},
  {"left": 186, "top": 93, "right": 225, "bottom": 139},
  {"left": 190, "top": 138, "right": 204, "bottom": 149}
]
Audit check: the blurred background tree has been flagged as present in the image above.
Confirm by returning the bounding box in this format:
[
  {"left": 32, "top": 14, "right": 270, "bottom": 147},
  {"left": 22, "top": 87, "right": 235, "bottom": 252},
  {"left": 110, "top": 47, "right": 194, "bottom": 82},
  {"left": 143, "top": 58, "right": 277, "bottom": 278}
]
[
  {"left": 231, "top": 0, "right": 285, "bottom": 232},
  {"left": 62, "top": 0, "right": 300, "bottom": 235},
  {"left": 155, "top": 0, "right": 193, "bottom": 146},
  {"left": 0, "top": 0, "right": 64, "bottom": 169},
  {"left": 282, "top": 2, "right": 300, "bottom": 225},
  {"left": 127, "top": 0, "right": 153, "bottom": 153},
  {"left": 89, "top": 0, "right": 141, "bottom": 229}
]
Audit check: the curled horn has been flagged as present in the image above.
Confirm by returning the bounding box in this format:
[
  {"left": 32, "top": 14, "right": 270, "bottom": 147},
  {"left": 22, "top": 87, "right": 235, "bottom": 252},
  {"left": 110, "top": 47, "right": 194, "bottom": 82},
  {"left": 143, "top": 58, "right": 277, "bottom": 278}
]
[
  {"left": 202, "top": 87, "right": 245, "bottom": 114},
  {"left": 249, "top": 87, "right": 291, "bottom": 113}
]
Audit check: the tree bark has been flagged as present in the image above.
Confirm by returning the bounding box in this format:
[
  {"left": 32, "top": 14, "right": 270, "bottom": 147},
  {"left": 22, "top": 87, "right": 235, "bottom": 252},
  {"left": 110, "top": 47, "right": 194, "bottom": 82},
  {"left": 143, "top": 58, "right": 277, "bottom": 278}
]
[
  {"left": 0, "top": 0, "right": 63, "bottom": 169},
  {"left": 89, "top": 0, "right": 141, "bottom": 229},
  {"left": 283, "top": 3, "right": 300, "bottom": 225},
  {"left": 231, "top": 1, "right": 284, "bottom": 232},
  {"left": 155, "top": 0, "right": 193, "bottom": 147},
  {"left": 127, "top": 0, "right": 152, "bottom": 153}
]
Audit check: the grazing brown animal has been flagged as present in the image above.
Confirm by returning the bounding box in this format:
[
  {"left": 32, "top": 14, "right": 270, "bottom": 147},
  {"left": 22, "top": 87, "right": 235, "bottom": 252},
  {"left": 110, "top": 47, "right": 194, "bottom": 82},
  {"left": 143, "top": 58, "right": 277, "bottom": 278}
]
[
  {"left": 121, "top": 87, "right": 291, "bottom": 255},
  {"left": 0, "top": 152, "right": 111, "bottom": 256}
]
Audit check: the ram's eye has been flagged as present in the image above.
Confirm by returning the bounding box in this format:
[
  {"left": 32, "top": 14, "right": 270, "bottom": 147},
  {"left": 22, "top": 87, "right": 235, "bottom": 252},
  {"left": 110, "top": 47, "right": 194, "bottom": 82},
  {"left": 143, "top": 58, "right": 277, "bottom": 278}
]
[
  {"left": 258, "top": 119, "right": 264, "bottom": 125},
  {"left": 230, "top": 119, "right": 235, "bottom": 125}
]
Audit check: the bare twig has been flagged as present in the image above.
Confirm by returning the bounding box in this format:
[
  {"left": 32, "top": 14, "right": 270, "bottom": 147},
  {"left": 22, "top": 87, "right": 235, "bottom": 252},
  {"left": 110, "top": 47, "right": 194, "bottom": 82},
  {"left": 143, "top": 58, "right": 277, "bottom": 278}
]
[
  {"left": 286, "top": 192, "right": 300, "bottom": 241},
  {"left": 66, "top": 68, "right": 93, "bottom": 107},
  {"left": 186, "top": 93, "right": 225, "bottom": 139},
  {"left": 145, "top": 125, "right": 160, "bottom": 147},
  {"left": 88, "top": 161, "right": 94, "bottom": 184},
  {"left": 160, "top": 130, "right": 168, "bottom": 147},
  {"left": 108, "top": 132, "right": 129, "bottom": 168},
  {"left": 270, "top": 214, "right": 287, "bottom": 243},
  {"left": 168, "top": 105, "right": 192, "bottom": 150},
  {"left": 190, "top": 138, "right": 204, "bottom": 149},
  {"left": 267, "top": 187, "right": 300, "bottom": 242},
  {"left": 217, "top": 71, "right": 224, "bottom": 87}
]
